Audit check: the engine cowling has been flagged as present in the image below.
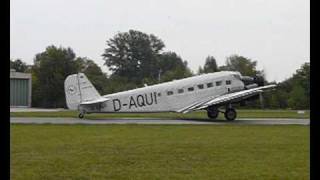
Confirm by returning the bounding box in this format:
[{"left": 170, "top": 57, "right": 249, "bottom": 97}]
[{"left": 241, "top": 75, "right": 264, "bottom": 87}]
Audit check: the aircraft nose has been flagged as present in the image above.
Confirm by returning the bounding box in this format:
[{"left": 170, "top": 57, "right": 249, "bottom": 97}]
[
  {"left": 241, "top": 76, "right": 254, "bottom": 85},
  {"left": 241, "top": 75, "right": 264, "bottom": 87},
  {"left": 241, "top": 76, "right": 254, "bottom": 82},
  {"left": 253, "top": 76, "right": 265, "bottom": 86}
]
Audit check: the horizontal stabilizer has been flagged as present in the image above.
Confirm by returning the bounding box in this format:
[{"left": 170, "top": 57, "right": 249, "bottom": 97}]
[{"left": 80, "top": 97, "right": 109, "bottom": 105}]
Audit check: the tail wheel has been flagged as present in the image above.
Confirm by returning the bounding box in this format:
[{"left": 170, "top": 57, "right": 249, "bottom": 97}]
[
  {"left": 78, "top": 113, "right": 84, "bottom": 119},
  {"left": 207, "top": 106, "right": 219, "bottom": 119},
  {"left": 225, "top": 108, "right": 237, "bottom": 121}
]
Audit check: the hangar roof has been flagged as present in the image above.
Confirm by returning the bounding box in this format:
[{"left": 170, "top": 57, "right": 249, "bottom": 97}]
[{"left": 10, "top": 69, "right": 31, "bottom": 79}]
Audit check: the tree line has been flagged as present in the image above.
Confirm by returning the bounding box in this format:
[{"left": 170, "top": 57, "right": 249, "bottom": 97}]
[{"left": 10, "top": 29, "right": 309, "bottom": 109}]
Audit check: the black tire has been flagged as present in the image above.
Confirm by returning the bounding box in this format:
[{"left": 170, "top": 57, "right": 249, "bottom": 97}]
[
  {"left": 224, "top": 108, "right": 237, "bottom": 121},
  {"left": 78, "top": 113, "right": 84, "bottom": 119},
  {"left": 207, "top": 106, "right": 219, "bottom": 119}
]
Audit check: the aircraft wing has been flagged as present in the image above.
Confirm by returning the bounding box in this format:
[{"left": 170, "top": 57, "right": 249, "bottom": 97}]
[
  {"left": 80, "top": 97, "right": 110, "bottom": 105},
  {"left": 177, "top": 84, "right": 276, "bottom": 114}
]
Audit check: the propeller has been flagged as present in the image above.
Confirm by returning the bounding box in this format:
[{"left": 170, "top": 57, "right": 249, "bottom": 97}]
[
  {"left": 253, "top": 75, "right": 265, "bottom": 87},
  {"left": 240, "top": 74, "right": 266, "bottom": 109},
  {"left": 241, "top": 74, "right": 265, "bottom": 88}
]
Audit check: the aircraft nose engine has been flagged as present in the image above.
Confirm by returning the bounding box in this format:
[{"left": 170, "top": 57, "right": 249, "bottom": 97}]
[
  {"left": 253, "top": 75, "right": 265, "bottom": 86},
  {"left": 241, "top": 75, "right": 264, "bottom": 89}
]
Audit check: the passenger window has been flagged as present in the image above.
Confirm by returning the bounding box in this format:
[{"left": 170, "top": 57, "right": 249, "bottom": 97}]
[
  {"left": 188, "top": 87, "right": 194, "bottom": 91},
  {"left": 178, "top": 89, "right": 184, "bottom": 94},
  {"left": 216, "top": 81, "right": 222, "bottom": 86},
  {"left": 167, "top": 91, "right": 173, "bottom": 96},
  {"left": 197, "top": 84, "right": 204, "bottom": 89},
  {"left": 226, "top": 80, "right": 231, "bottom": 85},
  {"left": 207, "top": 82, "right": 213, "bottom": 88}
]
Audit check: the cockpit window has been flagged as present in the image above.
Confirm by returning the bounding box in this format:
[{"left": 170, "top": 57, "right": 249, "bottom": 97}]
[
  {"left": 233, "top": 74, "right": 241, "bottom": 80},
  {"left": 226, "top": 80, "right": 231, "bottom": 85}
]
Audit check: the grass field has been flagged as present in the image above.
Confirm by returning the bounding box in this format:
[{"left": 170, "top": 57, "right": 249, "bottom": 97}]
[
  {"left": 10, "top": 109, "right": 310, "bottom": 119},
  {"left": 11, "top": 124, "right": 309, "bottom": 180}
]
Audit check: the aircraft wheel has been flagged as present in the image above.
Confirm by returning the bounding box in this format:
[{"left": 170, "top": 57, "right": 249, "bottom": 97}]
[
  {"left": 207, "top": 106, "right": 219, "bottom": 119},
  {"left": 78, "top": 112, "right": 85, "bottom": 119},
  {"left": 225, "top": 108, "right": 237, "bottom": 121}
]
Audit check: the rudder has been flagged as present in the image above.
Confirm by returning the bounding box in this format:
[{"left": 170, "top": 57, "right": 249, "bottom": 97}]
[{"left": 64, "top": 73, "right": 101, "bottom": 110}]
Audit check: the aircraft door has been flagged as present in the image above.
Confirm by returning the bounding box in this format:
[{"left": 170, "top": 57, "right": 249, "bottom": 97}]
[{"left": 225, "top": 80, "right": 232, "bottom": 93}]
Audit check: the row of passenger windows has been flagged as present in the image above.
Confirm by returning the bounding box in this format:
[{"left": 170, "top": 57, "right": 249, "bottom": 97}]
[{"left": 166, "top": 80, "right": 232, "bottom": 96}]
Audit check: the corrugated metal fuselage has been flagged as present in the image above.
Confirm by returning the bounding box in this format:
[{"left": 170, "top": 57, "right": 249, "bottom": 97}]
[{"left": 82, "top": 71, "right": 245, "bottom": 113}]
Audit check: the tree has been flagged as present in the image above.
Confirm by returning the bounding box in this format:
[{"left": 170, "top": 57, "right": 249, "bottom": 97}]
[
  {"left": 263, "top": 62, "right": 309, "bottom": 109},
  {"left": 203, "top": 56, "right": 218, "bottom": 73},
  {"left": 157, "top": 52, "right": 193, "bottom": 82},
  {"left": 221, "top": 55, "right": 259, "bottom": 76},
  {"left": 104, "top": 75, "right": 138, "bottom": 94},
  {"left": 293, "top": 62, "right": 310, "bottom": 99},
  {"left": 32, "top": 45, "right": 79, "bottom": 108},
  {"left": 282, "top": 62, "right": 309, "bottom": 109},
  {"left": 160, "top": 66, "right": 193, "bottom": 83},
  {"left": 288, "top": 85, "right": 308, "bottom": 109},
  {"left": 102, "top": 30, "right": 165, "bottom": 85},
  {"left": 10, "top": 59, "right": 28, "bottom": 72},
  {"left": 197, "top": 66, "right": 204, "bottom": 75},
  {"left": 75, "top": 57, "right": 109, "bottom": 94}
]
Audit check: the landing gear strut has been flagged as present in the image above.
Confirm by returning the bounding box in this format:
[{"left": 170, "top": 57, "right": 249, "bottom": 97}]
[{"left": 207, "top": 106, "right": 219, "bottom": 119}]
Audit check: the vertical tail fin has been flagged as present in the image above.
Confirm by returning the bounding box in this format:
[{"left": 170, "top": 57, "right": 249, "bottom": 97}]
[{"left": 64, "top": 73, "right": 101, "bottom": 110}]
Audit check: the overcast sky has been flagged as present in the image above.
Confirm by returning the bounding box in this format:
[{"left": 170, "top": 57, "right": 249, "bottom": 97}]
[{"left": 10, "top": 0, "right": 309, "bottom": 82}]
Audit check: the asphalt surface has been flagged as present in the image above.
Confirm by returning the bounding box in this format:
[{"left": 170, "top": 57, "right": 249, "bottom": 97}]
[
  {"left": 10, "top": 117, "right": 310, "bottom": 125},
  {"left": 10, "top": 108, "right": 66, "bottom": 112}
]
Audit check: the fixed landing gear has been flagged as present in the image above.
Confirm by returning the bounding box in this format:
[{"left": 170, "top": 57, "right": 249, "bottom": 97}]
[
  {"left": 78, "top": 113, "right": 84, "bottom": 119},
  {"left": 78, "top": 110, "right": 86, "bottom": 119},
  {"left": 224, "top": 108, "right": 237, "bottom": 121},
  {"left": 206, "top": 105, "right": 237, "bottom": 121},
  {"left": 207, "top": 106, "right": 219, "bottom": 119}
]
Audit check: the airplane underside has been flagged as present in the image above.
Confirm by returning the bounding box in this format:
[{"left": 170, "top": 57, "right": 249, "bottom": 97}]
[{"left": 78, "top": 103, "right": 239, "bottom": 121}]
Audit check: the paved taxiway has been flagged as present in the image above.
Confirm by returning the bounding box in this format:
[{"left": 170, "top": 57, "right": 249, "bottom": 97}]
[{"left": 10, "top": 117, "right": 310, "bottom": 125}]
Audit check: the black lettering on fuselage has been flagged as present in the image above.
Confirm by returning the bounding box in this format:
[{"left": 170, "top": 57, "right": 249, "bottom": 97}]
[
  {"left": 112, "top": 99, "right": 121, "bottom": 111},
  {"left": 145, "top": 93, "right": 153, "bottom": 105},
  {"left": 129, "top": 96, "right": 137, "bottom": 109},
  {"left": 137, "top": 95, "right": 146, "bottom": 107},
  {"left": 125, "top": 92, "right": 159, "bottom": 110},
  {"left": 154, "top": 92, "right": 157, "bottom": 104}
]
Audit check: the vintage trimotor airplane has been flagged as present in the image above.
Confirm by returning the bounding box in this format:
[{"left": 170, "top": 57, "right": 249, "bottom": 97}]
[{"left": 64, "top": 71, "right": 276, "bottom": 120}]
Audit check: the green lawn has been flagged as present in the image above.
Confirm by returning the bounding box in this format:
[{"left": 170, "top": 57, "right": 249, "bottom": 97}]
[
  {"left": 11, "top": 124, "right": 309, "bottom": 180},
  {"left": 10, "top": 109, "right": 310, "bottom": 119}
]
